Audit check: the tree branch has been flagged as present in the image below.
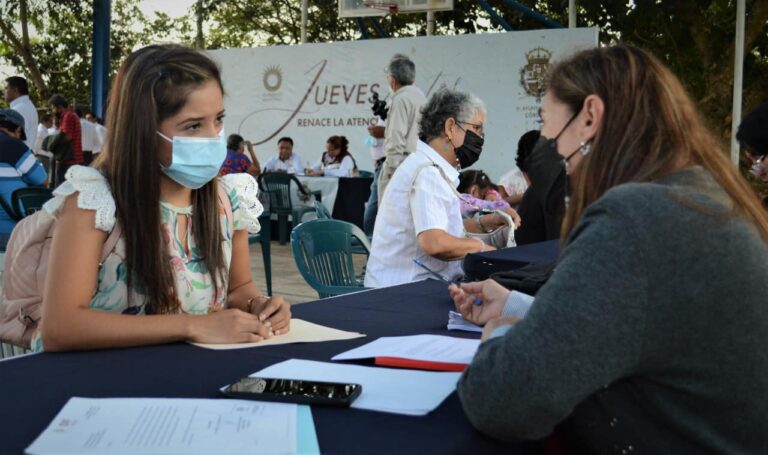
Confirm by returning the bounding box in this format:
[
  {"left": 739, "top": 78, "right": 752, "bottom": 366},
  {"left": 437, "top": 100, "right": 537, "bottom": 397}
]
[
  {"left": 0, "top": 10, "right": 49, "bottom": 99},
  {"left": 745, "top": 0, "right": 768, "bottom": 51},
  {"left": 20, "top": 0, "right": 30, "bottom": 51}
]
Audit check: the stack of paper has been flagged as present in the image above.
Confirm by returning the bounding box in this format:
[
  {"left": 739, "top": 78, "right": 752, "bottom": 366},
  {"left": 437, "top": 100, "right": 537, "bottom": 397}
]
[
  {"left": 447, "top": 311, "right": 483, "bottom": 333},
  {"left": 253, "top": 359, "right": 460, "bottom": 416},
  {"left": 190, "top": 319, "right": 365, "bottom": 350},
  {"left": 26, "top": 397, "right": 319, "bottom": 454},
  {"left": 331, "top": 334, "right": 480, "bottom": 371}
]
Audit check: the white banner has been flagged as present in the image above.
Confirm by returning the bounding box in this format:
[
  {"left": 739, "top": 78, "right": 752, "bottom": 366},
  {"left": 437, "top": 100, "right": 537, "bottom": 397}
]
[{"left": 209, "top": 28, "right": 598, "bottom": 181}]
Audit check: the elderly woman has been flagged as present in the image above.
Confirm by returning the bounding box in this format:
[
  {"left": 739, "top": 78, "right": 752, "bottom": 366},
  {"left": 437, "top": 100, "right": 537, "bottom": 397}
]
[{"left": 364, "top": 89, "right": 514, "bottom": 288}]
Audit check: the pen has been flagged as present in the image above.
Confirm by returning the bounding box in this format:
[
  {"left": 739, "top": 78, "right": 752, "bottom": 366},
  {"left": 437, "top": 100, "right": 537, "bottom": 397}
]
[{"left": 413, "top": 259, "right": 482, "bottom": 305}]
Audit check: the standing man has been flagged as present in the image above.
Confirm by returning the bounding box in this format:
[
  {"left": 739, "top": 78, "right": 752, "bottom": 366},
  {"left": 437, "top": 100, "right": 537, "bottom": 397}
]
[
  {"left": 4, "top": 76, "right": 38, "bottom": 150},
  {"left": 33, "top": 114, "right": 54, "bottom": 178},
  {"left": 263, "top": 137, "right": 304, "bottom": 174},
  {"left": 86, "top": 113, "right": 107, "bottom": 156},
  {"left": 377, "top": 55, "right": 426, "bottom": 203},
  {"left": 76, "top": 108, "right": 96, "bottom": 165},
  {"left": 48, "top": 94, "right": 82, "bottom": 185}
]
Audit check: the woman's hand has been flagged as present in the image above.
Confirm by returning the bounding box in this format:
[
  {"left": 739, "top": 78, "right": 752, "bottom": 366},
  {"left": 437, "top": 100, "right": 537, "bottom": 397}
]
[
  {"left": 188, "top": 309, "right": 273, "bottom": 344},
  {"left": 448, "top": 279, "right": 510, "bottom": 325},
  {"left": 250, "top": 295, "right": 291, "bottom": 335}
]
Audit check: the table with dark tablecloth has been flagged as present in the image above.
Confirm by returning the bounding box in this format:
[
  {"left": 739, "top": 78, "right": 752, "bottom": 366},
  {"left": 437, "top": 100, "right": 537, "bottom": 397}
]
[
  {"left": 0, "top": 279, "right": 539, "bottom": 454},
  {"left": 463, "top": 239, "right": 560, "bottom": 280}
]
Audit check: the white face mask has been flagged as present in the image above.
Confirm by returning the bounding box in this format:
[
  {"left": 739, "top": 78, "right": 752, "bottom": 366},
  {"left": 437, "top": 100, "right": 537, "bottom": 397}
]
[{"left": 157, "top": 130, "right": 227, "bottom": 189}]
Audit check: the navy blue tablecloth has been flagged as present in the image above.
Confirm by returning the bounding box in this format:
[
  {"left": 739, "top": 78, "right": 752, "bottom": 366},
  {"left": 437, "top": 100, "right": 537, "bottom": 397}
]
[{"left": 0, "top": 279, "right": 538, "bottom": 454}]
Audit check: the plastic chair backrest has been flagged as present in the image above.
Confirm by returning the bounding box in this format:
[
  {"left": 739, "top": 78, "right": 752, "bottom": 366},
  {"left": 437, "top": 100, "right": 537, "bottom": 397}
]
[
  {"left": 358, "top": 170, "right": 374, "bottom": 178},
  {"left": 291, "top": 219, "right": 371, "bottom": 297},
  {"left": 257, "top": 173, "right": 312, "bottom": 215},
  {"left": 12, "top": 187, "right": 54, "bottom": 218},
  {"left": 313, "top": 200, "right": 331, "bottom": 219}
]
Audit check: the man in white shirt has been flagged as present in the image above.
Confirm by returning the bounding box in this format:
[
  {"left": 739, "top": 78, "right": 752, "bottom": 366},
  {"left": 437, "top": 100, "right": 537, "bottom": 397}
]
[
  {"left": 86, "top": 113, "right": 107, "bottom": 155},
  {"left": 4, "top": 76, "right": 38, "bottom": 150},
  {"left": 33, "top": 114, "right": 54, "bottom": 176},
  {"left": 262, "top": 137, "right": 303, "bottom": 174},
  {"left": 76, "top": 109, "right": 97, "bottom": 164},
  {"left": 377, "top": 55, "right": 426, "bottom": 203},
  {"left": 365, "top": 89, "right": 508, "bottom": 288}
]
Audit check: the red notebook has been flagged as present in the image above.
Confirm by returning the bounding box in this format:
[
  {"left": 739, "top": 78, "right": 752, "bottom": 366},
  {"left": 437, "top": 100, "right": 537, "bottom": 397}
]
[{"left": 374, "top": 356, "right": 468, "bottom": 372}]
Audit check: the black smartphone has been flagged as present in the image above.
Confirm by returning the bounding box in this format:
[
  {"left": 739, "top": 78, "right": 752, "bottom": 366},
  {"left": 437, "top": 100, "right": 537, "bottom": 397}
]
[{"left": 221, "top": 377, "right": 362, "bottom": 407}]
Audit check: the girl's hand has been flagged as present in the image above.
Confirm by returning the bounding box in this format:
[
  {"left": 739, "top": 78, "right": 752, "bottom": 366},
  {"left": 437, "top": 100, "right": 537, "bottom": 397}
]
[
  {"left": 188, "top": 309, "right": 273, "bottom": 343},
  {"left": 249, "top": 295, "right": 291, "bottom": 335}
]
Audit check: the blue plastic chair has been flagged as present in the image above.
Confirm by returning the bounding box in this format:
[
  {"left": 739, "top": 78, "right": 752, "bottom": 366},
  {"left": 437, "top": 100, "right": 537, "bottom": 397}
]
[
  {"left": 313, "top": 200, "right": 331, "bottom": 219},
  {"left": 257, "top": 173, "right": 321, "bottom": 245},
  {"left": 312, "top": 200, "right": 368, "bottom": 256},
  {"left": 12, "top": 187, "right": 54, "bottom": 217},
  {"left": 291, "top": 219, "right": 371, "bottom": 298},
  {"left": 248, "top": 211, "right": 273, "bottom": 296}
]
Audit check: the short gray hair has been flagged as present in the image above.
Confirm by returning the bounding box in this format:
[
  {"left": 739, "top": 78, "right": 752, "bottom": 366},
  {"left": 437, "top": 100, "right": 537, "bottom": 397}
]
[
  {"left": 419, "top": 88, "right": 486, "bottom": 142},
  {"left": 388, "top": 56, "right": 415, "bottom": 86}
]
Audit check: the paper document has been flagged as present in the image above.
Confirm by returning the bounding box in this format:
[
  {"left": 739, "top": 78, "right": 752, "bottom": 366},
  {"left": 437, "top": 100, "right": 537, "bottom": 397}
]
[
  {"left": 254, "top": 359, "right": 460, "bottom": 416},
  {"left": 26, "top": 397, "right": 319, "bottom": 455},
  {"left": 191, "top": 318, "right": 365, "bottom": 350},
  {"left": 331, "top": 334, "right": 480, "bottom": 365},
  {"left": 447, "top": 311, "right": 483, "bottom": 333}
]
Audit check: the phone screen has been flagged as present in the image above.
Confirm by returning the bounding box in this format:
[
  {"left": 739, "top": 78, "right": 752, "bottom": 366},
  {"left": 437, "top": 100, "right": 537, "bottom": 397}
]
[{"left": 223, "top": 377, "right": 362, "bottom": 406}]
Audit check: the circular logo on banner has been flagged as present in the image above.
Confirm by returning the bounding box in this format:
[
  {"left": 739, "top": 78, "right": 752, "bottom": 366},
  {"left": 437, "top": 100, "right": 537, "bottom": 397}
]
[
  {"left": 263, "top": 65, "right": 283, "bottom": 92},
  {"left": 519, "top": 47, "right": 552, "bottom": 103}
]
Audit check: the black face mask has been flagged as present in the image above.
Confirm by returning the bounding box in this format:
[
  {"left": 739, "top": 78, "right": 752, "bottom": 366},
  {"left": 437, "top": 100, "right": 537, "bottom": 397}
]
[
  {"left": 455, "top": 130, "right": 484, "bottom": 169},
  {"left": 529, "top": 113, "right": 579, "bottom": 205}
]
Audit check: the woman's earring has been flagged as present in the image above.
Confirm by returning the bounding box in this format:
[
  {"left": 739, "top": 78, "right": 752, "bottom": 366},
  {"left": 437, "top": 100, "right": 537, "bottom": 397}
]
[{"left": 579, "top": 141, "right": 592, "bottom": 156}]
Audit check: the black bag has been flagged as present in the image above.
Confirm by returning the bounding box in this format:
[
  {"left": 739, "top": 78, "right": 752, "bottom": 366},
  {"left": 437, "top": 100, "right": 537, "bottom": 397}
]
[
  {"left": 489, "top": 262, "right": 556, "bottom": 296},
  {"left": 42, "top": 133, "right": 74, "bottom": 162}
]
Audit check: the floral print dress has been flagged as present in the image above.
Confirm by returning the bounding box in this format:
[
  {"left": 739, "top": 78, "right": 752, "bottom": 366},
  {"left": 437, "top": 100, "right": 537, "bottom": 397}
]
[{"left": 31, "top": 166, "right": 263, "bottom": 351}]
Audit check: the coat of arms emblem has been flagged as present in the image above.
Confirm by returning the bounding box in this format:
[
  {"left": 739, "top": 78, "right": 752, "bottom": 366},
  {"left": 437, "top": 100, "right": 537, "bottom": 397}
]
[{"left": 519, "top": 47, "right": 552, "bottom": 102}]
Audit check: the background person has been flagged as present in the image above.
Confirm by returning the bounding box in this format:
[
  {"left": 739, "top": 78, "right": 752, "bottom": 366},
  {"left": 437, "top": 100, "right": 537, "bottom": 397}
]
[
  {"left": 262, "top": 136, "right": 303, "bottom": 174},
  {"left": 363, "top": 118, "right": 386, "bottom": 237},
  {"left": 377, "top": 55, "right": 426, "bottom": 201},
  {"left": 48, "top": 94, "right": 83, "bottom": 186},
  {"left": 33, "top": 114, "right": 54, "bottom": 176},
  {"left": 0, "top": 109, "right": 47, "bottom": 248},
  {"left": 306, "top": 135, "right": 356, "bottom": 177},
  {"left": 3, "top": 76, "right": 38, "bottom": 150},
  {"left": 452, "top": 45, "right": 768, "bottom": 453},
  {"left": 219, "top": 133, "right": 260, "bottom": 177},
  {"left": 497, "top": 130, "right": 539, "bottom": 206}
]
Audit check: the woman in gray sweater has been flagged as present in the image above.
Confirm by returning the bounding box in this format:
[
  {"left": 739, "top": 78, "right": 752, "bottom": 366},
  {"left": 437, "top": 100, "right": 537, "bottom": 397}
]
[{"left": 451, "top": 45, "right": 768, "bottom": 453}]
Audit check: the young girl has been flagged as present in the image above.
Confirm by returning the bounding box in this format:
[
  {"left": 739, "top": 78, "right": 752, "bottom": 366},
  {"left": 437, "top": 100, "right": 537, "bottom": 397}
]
[
  {"left": 38, "top": 44, "right": 290, "bottom": 351},
  {"left": 456, "top": 170, "right": 512, "bottom": 218},
  {"left": 306, "top": 135, "right": 357, "bottom": 177}
]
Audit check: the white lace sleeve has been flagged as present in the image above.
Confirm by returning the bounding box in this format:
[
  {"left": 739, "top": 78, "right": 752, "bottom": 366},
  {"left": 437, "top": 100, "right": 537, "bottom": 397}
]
[
  {"left": 42, "top": 165, "right": 116, "bottom": 233},
  {"left": 219, "top": 174, "right": 263, "bottom": 234}
]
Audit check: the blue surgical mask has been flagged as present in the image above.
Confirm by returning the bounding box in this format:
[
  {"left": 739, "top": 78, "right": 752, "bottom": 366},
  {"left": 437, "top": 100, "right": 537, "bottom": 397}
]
[
  {"left": 157, "top": 130, "right": 227, "bottom": 189},
  {"left": 363, "top": 135, "right": 377, "bottom": 147}
]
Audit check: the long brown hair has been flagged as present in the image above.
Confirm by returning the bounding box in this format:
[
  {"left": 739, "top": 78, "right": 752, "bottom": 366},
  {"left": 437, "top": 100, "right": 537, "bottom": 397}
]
[
  {"left": 94, "top": 44, "right": 227, "bottom": 314},
  {"left": 551, "top": 45, "right": 768, "bottom": 242}
]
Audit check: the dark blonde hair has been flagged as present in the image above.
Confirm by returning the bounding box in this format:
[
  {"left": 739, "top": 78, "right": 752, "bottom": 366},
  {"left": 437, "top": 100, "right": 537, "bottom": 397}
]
[
  {"left": 95, "top": 44, "right": 226, "bottom": 315},
  {"left": 550, "top": 45, "right": 768, "bottom": 242}
]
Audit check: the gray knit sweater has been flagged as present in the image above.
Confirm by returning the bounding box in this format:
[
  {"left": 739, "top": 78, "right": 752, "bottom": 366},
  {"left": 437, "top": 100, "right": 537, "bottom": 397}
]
[{"left": 458, "top": 167, "right": 768, "bottom": 453}]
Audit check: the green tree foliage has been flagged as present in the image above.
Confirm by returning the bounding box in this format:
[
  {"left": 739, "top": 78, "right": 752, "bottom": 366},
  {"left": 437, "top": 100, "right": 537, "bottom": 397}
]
[{"left": 0, "top": 0, "right": 174, "bottom": 110}]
